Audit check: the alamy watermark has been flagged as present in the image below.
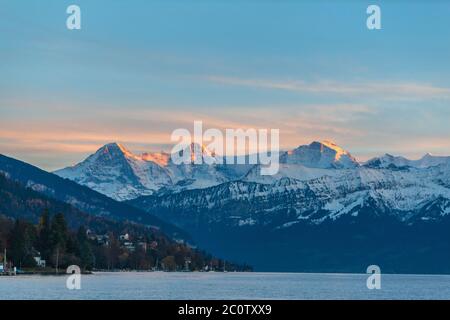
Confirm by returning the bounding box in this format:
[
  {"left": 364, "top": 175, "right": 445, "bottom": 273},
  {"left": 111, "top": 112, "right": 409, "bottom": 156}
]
[
  {"left": 65, "top": 4, "right": 380, "bottom": 32},
  {"left": 66, "top": 5, "right": 81, "bottom": 30},
  {"left": 170, "top": 121, "right": 280, "bottom": 175},
  {"left": 66, "top": 265, "right": 82, "bottom": 290},
  {"left": 367, "top": 5, "right": 381, "bottom": 30},
  {"left": 366, "top": 265, "right": 381, "bottom": 290}
]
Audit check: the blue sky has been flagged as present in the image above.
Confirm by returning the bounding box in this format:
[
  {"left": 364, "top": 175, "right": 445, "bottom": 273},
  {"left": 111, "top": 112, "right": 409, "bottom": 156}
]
[{"left": 1, "top": 0, "right": 450, "bottom": 169}]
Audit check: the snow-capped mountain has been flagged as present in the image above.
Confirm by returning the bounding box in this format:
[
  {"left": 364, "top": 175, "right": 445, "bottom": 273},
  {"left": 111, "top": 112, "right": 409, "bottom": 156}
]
[
  {"left": 280, "top": 140, "right": 359, "bottom": 169},
  {"left": 128, "top": 159, "right": 450, "bottom": 272},
  {"left": 55, "top": 140, "right": 355, "bottom": 200},
  {"left": 50, "top": 140, "right": 450, "bottom": 272},
  {"left": 243, "top": 141, "right": 356, "bottom": 185},
  {"left": 55, "top": 140, "right": 450, "bottom": 205},
  {"left": 131, "top": 162, "right": 450, "bottom": 228},
  {"left": 364, "top": 153, "right": 450, "bottom": 169},
  {"left": 54, "top": 142, "right": 245, "bottom": 200},
  {"left": 54, "top": 143, "right": 172, "bottom": 200},
  {"left": 124, "top": 139, "right": 450, "bottom": 231}
]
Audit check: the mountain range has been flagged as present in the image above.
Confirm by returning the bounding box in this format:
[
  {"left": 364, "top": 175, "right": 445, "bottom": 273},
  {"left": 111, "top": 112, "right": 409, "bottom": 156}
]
[
  {"left": 54, "top": 141, "right": 450, "bottom": 220},
  {"left": 4, "top": 140, "right": 450, "bottom": 272},
  {"left": 53, "top": 140, "right": 365, "bottom": 201}
]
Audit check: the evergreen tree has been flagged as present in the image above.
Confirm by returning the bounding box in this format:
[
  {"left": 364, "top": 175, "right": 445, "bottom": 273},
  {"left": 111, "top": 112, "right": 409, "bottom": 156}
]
[
  {"left": 76, "top": 226, "right": 94, "bottom": 270},
  {"left": 50, "top": 213, "right": 68, "bottom": 269},
  {"left": 37, "top": 209, "right": 52, "bottom": 261},
  {"left": 50, "top": 213, "right": 68, "bottom": 250},
  {"left": 8, "top": 219, "right": 36, "bottom": 268}
]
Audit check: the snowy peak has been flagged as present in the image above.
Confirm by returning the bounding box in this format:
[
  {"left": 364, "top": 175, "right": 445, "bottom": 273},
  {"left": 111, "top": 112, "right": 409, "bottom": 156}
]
[
  {"left": 77, "top": 142, "right": 131, "bottom": 168},
  {"left": 97, "top": 143, "right": 168, "bottom": 163},
  {"left": 416, "top": 153, "right": 450, "bottom": 168},
  {"left": 54, "top": 142, "right": 173, "bottom": 201},
  {"left": 99, "top": 143, "right": 172, "bottom": 166},
  {"left": 92, "top": 142, "right": 139, "bottom": 162},
  {"left": 99, "top": 142, "right": 128, "bottom": 155},
  {"left": 281, "top": 140, "right": 359, "bottom": 169},
  {"left": 96, "top": 142, "right": 121, "bottom": 156},
  {"left": 364, "top": 153, "right": 450, "bottom": 169},
  {"left": 364, "top": 153, "right": 411, "bottom": 169},
  {"left": 320, "top": 140, "right": 353, "bottom": 160}
]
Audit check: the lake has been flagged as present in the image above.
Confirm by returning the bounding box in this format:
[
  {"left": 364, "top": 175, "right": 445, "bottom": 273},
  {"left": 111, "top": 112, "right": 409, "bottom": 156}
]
[{"left": 0, "top": 272, "right": 449, "bottom": 300}]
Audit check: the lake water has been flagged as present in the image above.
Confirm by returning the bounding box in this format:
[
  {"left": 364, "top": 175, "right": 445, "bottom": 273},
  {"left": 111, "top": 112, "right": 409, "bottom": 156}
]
[{"left": 0, "top": 272, "right": 449, "bottom": 300}]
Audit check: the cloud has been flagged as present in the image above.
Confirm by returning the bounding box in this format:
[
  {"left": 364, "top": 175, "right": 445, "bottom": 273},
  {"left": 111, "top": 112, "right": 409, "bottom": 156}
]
[
  {"left": 206, "top": 76, "right": 450, "bottom": 100},
  {"left": 2, "top": 99, "right": 450, "bottom": 170},
  {"left": 0, "top": 102, "right": 375, "bottom": 168}
]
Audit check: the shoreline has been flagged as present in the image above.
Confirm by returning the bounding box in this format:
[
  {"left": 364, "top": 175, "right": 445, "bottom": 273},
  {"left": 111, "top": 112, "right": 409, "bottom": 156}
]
[{"left": 3, "top": 270, "right": 450, "bottom": 277}]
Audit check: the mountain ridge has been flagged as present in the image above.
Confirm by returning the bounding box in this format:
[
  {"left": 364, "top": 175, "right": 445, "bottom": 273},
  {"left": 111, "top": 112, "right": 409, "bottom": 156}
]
[
  {"left": 53, "top": 140, "right": 450, "bottom": 201},
  {"left": 3, "top": 141, "right": 450, "bottom": 273}
]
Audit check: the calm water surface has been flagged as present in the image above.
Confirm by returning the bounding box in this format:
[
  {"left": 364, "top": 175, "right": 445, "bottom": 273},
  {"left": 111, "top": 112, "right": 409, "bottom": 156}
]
[{"left": 0, "top": 272, "right": 449, "bottom": 300}]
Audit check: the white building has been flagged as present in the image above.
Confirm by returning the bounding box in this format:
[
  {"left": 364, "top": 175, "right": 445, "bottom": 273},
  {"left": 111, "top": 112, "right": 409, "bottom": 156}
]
[
  {"left": 119, "top": 233, "right": 130, "bottom": 241},
  {"left": 33, "top": 255, "right": 46, "bottom": 268}
]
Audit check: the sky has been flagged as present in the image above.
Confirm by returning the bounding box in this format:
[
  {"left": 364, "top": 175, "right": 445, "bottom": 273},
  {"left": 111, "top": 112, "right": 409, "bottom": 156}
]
[{"left": 1, "top": 0, "right": 450, "bottom": 170}]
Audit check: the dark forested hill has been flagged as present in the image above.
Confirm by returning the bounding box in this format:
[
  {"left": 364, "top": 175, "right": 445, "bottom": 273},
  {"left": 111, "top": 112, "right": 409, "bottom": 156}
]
[
  {"left": 0, "top": 173, "right": 250, "bottom": 272},
  {"left": 0, "top": 154, "right": 186, "bottom": 239}
]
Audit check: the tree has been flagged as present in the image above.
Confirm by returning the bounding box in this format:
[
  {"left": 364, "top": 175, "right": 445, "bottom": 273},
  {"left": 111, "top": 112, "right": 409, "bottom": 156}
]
[
  {"left": 129, "top": 247, "right": 150, "bottom": 270},
  {"left": 50, "top": 213, "right": 68, "bottom": 250},
  {"left": 37, "top": 209, "right": 52, "bottom": 261},
  {"left": 50, "top": 213, "right": 68, "bottom": 270},
  {"left": 161, "top": 256, "right": 177, "bottom": 271},
  {"left": 0, "top": 216, "right": 14, "bottom": 253},
  {"left": 76, "top": 226, "right": 94, "bottom": 270},
  {"left": 8, "top": 219, "right": 36, "bottom": 268}
]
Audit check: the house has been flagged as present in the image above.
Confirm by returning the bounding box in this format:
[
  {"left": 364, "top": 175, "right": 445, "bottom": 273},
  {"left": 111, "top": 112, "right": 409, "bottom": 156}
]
[
  {"left": 123, "top": 241, "right": 135, "bottom": 252},
  {"left": 34, "top": 256, "right": 46, "bottom": 268},
  {"left": 174, "top": 238, "right": 185, "bottom": 244},
  {"left": 86, "top": 229, "right": 97, "bottom": 241},
  {"left": 32, "top": 250, "right": 46, "bottom": 268},
  {"left": 95, "top": 234, "right": 110, "bottom": 246},
  {"left": 119, "top": 233, "right": 130, "bottom": 241}
]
